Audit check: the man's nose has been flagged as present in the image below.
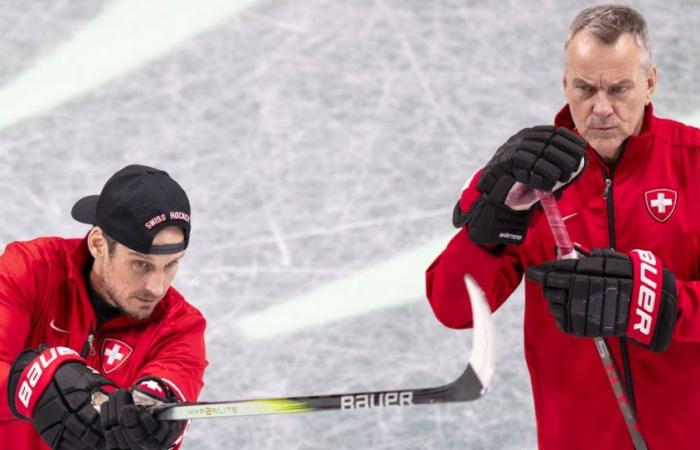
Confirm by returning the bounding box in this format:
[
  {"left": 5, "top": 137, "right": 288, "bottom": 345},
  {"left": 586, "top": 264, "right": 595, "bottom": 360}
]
[
  {"left": 592, "top": 92, "right": 613, "bottom": 117},
  {"left": 144, "top": 272, "right": 167, "bottom": 298}
]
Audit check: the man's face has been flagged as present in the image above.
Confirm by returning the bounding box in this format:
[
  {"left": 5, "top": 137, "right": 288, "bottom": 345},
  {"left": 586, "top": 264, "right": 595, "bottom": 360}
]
[
  {"left": 563, "top": 30, "right": 656, "bottom": 161},
  {"left": 92, "top": 226, "right": 185, "bottom": 320}
]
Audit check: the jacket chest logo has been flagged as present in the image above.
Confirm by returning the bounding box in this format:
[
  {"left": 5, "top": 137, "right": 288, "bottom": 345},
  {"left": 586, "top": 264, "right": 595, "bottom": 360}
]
[
  {"left": 102, "top": 338, "right": 133, "bottom": 374},
  {"left": 644, "top": 189, "right": 677, "bottom": 223}
]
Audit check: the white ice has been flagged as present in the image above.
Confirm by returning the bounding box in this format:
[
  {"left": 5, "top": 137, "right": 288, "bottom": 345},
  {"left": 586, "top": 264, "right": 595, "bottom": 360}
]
[{"left": 2, "top": 1, "right": 700, "bottom": 448}]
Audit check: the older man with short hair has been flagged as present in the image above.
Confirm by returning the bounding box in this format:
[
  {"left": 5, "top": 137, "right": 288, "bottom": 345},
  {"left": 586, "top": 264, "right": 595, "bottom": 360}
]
[{"left": 427, "top": 5, "right": 700, "bottom": 449}]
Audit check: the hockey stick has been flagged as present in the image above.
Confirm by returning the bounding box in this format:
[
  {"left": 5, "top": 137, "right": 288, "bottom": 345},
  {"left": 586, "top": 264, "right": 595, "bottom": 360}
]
[
  {"left": 151, "top": 276, "right": 494, "bottom": 420},
  {"left": 537, "top": 191, "right": 648, "bottom": 450}
]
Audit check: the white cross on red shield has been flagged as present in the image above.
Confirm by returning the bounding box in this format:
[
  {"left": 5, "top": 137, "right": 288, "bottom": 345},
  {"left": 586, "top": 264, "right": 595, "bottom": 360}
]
[
  {"left": 101, "top": 338, "right": 133, "bottom": 374},
  {"left": 644, "top": 188, "right": 677, "bottom": 223}
]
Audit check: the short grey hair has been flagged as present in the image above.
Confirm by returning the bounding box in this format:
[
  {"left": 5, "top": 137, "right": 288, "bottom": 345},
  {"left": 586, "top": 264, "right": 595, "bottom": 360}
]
[{"left": 565, "top": 4, "right": 652, "bottom": 70}]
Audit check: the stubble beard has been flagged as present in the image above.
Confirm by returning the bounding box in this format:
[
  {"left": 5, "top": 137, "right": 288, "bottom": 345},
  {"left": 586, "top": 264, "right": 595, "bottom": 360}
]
[
  {"left": 108, "top": 286, "right": 152, "bottom": 320},
  {"left": 103, "top": 262, "right": 152, "bottom": 321}
]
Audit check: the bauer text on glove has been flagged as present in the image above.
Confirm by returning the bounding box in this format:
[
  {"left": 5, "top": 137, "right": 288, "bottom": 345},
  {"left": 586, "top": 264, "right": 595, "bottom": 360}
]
[{"left": 526, "top": 248, "right": 677, "bottom": 352}]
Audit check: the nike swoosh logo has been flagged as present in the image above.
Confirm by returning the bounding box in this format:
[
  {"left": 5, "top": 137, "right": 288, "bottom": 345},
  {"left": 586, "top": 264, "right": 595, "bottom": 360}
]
[
  {"left": 50, "top": 319, "right": 70, "bottom": 334},
  {"left": 562, "top": 212, "right": 579, "bottom": 222}
]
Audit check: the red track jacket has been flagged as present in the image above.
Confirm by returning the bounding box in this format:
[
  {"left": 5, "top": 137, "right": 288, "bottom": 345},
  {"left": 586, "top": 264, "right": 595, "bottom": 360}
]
[
  {"left": 426, "top": 104, "right": 700, "bottom": 450},
  {"left": 0, "top": 237, "right": 208, "bottom": 449}
]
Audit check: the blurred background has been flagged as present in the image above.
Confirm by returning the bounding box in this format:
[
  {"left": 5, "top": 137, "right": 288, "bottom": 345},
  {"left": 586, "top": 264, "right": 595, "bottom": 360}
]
[{"left": 2, "top": 1, "right": 699, "bottom": 448}]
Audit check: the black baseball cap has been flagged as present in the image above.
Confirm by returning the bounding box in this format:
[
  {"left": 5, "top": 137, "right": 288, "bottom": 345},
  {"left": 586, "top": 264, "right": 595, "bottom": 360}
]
[{"left": 72, "top": 164, "right": 191, "bottom": 255}]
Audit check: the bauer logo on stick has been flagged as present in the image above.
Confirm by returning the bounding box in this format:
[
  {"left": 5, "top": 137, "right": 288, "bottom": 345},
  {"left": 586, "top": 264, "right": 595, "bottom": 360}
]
[{"left": 340, "top": 391, "right": 413, "bottom": 410}]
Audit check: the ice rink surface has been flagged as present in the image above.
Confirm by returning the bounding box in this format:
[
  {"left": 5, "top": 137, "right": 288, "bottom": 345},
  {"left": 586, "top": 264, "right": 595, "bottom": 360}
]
[{"left": 2, "top": 1, "right": 700, "bottom": 448}]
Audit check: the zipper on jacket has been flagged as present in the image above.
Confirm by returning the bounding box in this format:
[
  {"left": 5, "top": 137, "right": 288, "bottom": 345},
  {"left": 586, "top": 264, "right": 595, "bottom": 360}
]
[
  {"left": 602, "top": 178, "right": 612, "bottom": 200},
  {"left": 595, "top": 142, "right": 638, "bottom": 415},
  {"left": 81, "top": 326, "right": 95, "bottom": 358}
]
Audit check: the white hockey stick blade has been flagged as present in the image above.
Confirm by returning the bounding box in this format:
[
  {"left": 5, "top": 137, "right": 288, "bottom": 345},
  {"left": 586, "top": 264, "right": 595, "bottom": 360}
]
[{"left": 464, "top": 274, "right": 495, "bottom": 395}]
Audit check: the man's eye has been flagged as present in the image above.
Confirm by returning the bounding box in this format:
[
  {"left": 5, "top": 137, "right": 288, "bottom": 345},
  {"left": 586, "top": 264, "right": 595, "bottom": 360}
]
[
  {"left": 133, "top": 261, "right": 150, "bottom": 272},
  {"left": 610, "top": 85, "right": 627, "bottom": 95},
  {"left": 577, "top": 85, "right": 594, "bottom": 94}
]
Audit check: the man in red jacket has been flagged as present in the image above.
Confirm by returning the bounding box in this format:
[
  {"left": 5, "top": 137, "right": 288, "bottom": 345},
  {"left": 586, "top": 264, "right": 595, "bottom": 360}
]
[
  {"left": 0, "top": 164, "right": 208, "bottom": 449},
  {"left": 426, "top": 5, "right": 697, "bottom": 449}
]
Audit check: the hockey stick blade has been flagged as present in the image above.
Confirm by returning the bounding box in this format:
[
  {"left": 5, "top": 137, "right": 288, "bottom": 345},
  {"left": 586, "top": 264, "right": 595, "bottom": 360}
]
[{"left": 153, "top": 276, "right": 494, "bottom": 420}]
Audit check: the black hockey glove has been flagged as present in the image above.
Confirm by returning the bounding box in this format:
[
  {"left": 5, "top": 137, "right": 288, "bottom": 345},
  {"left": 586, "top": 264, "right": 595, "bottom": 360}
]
[
  {"left": 102, "top": 378, "right": 186, "bottom": 450},
  {"left": 7, "top": 346, "right": 117, "bottom": 449},
  {"left": 455, "top": 126, "right": 588, "bottom": 245},
  {"left": 526, "top": 248, "right": 678, "bottom": 352}
]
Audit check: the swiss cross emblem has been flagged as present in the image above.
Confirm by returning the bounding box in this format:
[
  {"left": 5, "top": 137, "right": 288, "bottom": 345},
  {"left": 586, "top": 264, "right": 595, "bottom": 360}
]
[
  {"left": 644, "top": 189, "right": 677, "bottom": 223},
  {"left": 101, "top": 338, "right": 133, "bottom": 374}
]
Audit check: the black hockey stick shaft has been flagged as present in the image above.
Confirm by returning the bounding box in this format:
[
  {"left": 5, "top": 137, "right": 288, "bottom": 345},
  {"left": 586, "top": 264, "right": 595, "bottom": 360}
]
[
  {"left": 538, "top": 191, "right": 648, "bottom": 450},
  {"left": 152, "top": 365, "right": 483, "bottom": 420},
  {"left": 152, "top": 276, "right": 495, "bottom": 421}
]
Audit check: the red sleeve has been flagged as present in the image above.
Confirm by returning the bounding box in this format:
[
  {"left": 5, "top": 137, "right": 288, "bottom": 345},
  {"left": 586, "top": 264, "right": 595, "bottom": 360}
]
[
  {"left": 134, "top": 309, "right": 207, "bottom": 450},
  {"left": 425, "top": 227, "right": 524, "bottom": 329},
  {"left": 135, "top": 308, "right": 208, "bottom": 403},
  {"left": 671, "top": 280, "right": 700, "bottom": 343},
  {"left": 425, "top": 171, "right": 525, "bottom": 329},
  {"left": 0, "top": 243, "right": 39, "bottom": 421}
]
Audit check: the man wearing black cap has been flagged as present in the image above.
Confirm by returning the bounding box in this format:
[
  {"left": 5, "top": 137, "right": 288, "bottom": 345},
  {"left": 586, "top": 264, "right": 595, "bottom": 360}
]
[{"left": 0, "top": 165, "right": 207, "bottom": 450}]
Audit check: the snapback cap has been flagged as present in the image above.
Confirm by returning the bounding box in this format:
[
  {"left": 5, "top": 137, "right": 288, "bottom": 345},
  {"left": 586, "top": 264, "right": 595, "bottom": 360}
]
[{"left": 72, "top": 164, "right": 191, "bottom": 255}]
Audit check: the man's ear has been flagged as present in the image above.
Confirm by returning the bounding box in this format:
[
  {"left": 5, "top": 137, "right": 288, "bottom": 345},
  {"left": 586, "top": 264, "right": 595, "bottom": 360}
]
[
  {"left": 87, "top": 227, "right": 106, "bottom": 259},
  {"left": 645, "top": 64, "right": 657, "bottom": 105}
]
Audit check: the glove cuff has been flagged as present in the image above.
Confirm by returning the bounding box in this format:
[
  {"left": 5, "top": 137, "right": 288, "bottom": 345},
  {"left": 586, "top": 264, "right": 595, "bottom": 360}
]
[
  {"left": 641, "top": 268, "right": 677, "bottom": 352},
  {"left": 132, "top": 377, "right": 186, "bottom": 405},
  {"left": 458, "top": 197, "right": 532, "bottom": 245},
  {"left": 626, "top": 250, "right": 677, "bottom": 352},
  {"left": 9, "top": 347, "right": 85, "bottom": 420}
]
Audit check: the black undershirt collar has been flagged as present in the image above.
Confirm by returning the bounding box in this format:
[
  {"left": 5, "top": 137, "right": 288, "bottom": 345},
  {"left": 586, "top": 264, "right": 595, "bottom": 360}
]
[{"left": 84, "top": 260, "right": 122, "bottom": 328}]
